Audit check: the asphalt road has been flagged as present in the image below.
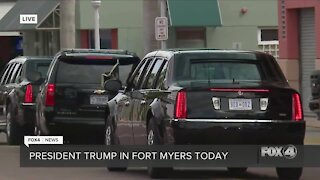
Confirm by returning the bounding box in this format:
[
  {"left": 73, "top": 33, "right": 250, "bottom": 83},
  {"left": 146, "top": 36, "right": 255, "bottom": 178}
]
[{"left": 0, "top": 127, "right": 319, "bottom": 180}]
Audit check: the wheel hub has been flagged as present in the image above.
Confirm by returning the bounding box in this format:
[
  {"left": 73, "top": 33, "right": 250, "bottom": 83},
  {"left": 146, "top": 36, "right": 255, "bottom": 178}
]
[
  {"left": 148, "top": 130, "right": 154, "bottom": 145},
  {"left": 6, "top": 112, "right": 11, "bottom": 138},
  {"left": 105, "top": 126, "right": 111, "bottom": 145}
]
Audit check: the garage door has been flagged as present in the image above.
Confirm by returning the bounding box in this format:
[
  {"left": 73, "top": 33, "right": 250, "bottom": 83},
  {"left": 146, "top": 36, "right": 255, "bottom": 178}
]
[{"left": 300, "top": 8, "right": 316, "bottom": 116}]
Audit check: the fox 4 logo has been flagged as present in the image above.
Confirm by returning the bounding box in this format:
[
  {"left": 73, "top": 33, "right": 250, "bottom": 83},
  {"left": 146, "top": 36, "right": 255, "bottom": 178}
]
[{"left": 261, "top": 145, "right": 297, "bottom": 159}]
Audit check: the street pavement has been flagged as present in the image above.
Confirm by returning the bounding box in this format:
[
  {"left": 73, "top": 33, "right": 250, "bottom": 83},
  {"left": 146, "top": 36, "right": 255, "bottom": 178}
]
[{"left": 0, "top": 118, "right": 319, "bottom": 180}]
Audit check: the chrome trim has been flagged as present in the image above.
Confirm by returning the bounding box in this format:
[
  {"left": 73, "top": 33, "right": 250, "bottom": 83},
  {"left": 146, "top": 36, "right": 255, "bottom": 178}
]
[
  {"left": 22, "top": 103, "right": 36, "bottom": 106},
  {"left": 172, "top": 119, "right": 300, "bottom": 123},
  {"left": 0, "top": 122, "right": 6, "bottom": 126}
]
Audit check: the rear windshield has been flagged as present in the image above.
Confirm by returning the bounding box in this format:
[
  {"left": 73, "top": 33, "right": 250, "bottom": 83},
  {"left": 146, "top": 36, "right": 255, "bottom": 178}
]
[
  {"left": 56, "top": 58, "right": 135, "bottom": 85},
  {"left": 26, "top": 60, "right": 51, "bottom": 79},
  {"left": 173, "top": 53, "right": 265, "bottom": 85},
  {"left": 56, "top": 60, "right": 114, "bottom": 84},
  {"left": 188, "top": 61, "right": 261, "bottom": 81}
]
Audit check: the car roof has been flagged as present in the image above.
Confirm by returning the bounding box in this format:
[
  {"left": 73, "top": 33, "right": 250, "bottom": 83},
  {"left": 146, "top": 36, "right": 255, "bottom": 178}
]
[
  {"left": 143, "top": 49, "right": 268, "bottom": 60},
  {"left": 8, "top": 56, "right": 53, "bottom": 64},
  {"left": 60, "top": 49, "right": 139, "bottom": 58}
]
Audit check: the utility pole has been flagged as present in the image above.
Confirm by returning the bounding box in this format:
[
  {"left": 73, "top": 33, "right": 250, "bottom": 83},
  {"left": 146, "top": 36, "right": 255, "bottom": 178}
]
[
  {"left": 143, "top": 0, "right": 160, "bottom": 55},
  {"left": 60, "top": 0, "right": 76, "bottom": 49},
  {"left": 160, "top": 0, "right": 167, "bottom": 49},
  {"left": 91, "top": 0, "right": 101, "bottom": 50}
]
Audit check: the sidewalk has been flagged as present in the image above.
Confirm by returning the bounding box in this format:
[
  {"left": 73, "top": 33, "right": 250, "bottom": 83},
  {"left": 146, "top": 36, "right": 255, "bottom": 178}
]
[{"left": 305, "top": 116, "right": 320, "bottom": 128}]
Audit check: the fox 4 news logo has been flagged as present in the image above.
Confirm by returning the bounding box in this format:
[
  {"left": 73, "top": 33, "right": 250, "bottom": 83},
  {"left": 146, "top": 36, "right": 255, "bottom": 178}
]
[{"left": 261, "top": 145, "right": 297, "bottom": 159}]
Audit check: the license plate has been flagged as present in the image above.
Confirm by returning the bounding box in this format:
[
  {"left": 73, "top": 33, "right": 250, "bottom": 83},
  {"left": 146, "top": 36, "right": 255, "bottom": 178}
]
[
  {"left": 90, "top": 95, "right": 108, "bottom": 105},
  {"left": 229, "top": 99, "right": 252, "bottom": 110}
]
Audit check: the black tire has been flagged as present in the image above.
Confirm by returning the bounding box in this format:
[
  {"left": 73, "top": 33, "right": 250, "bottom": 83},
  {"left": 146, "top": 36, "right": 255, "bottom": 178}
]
[
  {"left": 6, "top": 105, "right": 23, "bottom": 145},
  {"left": 147, "top": 118, "right": 172, "bottom": 178},
  {"left": 276, "top": 167, "right": 303, "bottom": 180},
  {"left": 227, "top": 167, "right": 248, "bottom": 174},
  {"left": 105, "top": 117, "right": 127, "bottom": 172}
]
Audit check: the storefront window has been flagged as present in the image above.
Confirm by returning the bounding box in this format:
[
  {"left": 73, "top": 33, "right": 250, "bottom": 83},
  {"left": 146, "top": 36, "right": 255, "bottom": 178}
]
[{"left": 89, "top": 29, "right": 112, "bottom": 49}]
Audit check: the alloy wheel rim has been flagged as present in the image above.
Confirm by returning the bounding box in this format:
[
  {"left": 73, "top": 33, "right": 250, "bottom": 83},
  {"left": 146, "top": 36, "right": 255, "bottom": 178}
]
[
  {"left": 35, "top": 126, "right": 40, "bottom": 136},
  {"left": 34, "top": 126, "right": 37, "bottom": 135},
  {"left": 147, "top": 130, "right": 154, "bottom": 145},
  {"left": 105, "top": 126, "right": 111, "bottom": 145},
  {"left": 6, "top": 112, "right": 11, "bottom": 138}
]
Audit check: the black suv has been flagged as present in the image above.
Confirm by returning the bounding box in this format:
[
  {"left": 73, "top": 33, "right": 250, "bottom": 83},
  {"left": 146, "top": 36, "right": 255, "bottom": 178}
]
[
  {"left": 104, "top": 50, "right": 305, "bottom": 179},
  {"left": 0, "top": 56, "right": 52, "bottom": 144},
  {"left": 35, "top": 49, "right": 140, "bottom": 144}
]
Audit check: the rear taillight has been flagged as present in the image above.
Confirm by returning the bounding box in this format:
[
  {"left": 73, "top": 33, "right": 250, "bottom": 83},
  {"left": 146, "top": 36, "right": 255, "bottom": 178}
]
[
  {"left": 175, "top": 91, "right": 187, "bottom": 119},
  {"left": 24, "top": 84, "right": 33, "bottom": 103},
  {"left": 45, "top": 84, "right": 55, "bottom": 106},
  {"left": 292, "top": 93, "right": 303, "bottom": 121}
]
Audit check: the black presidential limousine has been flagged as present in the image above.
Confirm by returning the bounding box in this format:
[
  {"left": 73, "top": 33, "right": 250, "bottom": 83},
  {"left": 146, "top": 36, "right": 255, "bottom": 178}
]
[{"left": 104, "top": 49, "right": 305, "bottom": 179}]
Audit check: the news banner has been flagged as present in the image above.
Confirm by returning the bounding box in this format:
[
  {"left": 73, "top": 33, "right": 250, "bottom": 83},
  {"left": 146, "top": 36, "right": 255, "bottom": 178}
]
[{"left": 20, "top": 136, "right": 320, "bottom": 167}]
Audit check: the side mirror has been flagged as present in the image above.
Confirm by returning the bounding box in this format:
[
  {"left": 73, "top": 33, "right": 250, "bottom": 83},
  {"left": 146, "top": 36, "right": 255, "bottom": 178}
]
[
  {"left": 28, "top": 71, "right": 41, "bottom": 83},
  {"left": 104, "top": 79, "right": 122, "bottom": 92}
]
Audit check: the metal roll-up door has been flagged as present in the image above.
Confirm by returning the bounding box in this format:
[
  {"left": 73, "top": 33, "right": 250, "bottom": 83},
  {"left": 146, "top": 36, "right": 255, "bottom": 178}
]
[{"left": 300, "top": 8, "right": 316, "bottom": 116}]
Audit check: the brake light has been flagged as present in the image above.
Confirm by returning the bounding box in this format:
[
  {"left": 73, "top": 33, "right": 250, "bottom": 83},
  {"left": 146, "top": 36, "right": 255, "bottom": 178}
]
[
  {"left": 210, "top": 88, "right": 270, "bottom": 92},
  {"left": 292, "top": 93, "right": 303, "bottom": 121},
  {"left": 175, "top": 91, "right": 187, "bottom": 119},
  {"left": 24, "top": 84, "right": 33, "bottom": 103},
  {"left": 85, "top": 56, "right": 113, "bottom": 60},
  {"left": 45, "top": 84, "right": 55, "bottom": 106}
]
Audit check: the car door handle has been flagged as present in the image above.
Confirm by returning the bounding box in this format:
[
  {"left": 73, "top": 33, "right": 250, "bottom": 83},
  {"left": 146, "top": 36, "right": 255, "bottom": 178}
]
[
  {"left": 125, "top": 101, "right": 130, "bottom": 106},
  {"left": 141, "top": 100, "right": 146, "bottom": 105}
]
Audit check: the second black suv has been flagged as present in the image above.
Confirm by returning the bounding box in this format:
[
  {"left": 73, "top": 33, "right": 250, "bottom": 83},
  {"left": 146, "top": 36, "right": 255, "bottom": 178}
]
[
  {"left": 35, "top": 49, "right": 140, "bottom": 144},
  {"left": 0, "top": 56, "right": 52, "bottom": 144}
]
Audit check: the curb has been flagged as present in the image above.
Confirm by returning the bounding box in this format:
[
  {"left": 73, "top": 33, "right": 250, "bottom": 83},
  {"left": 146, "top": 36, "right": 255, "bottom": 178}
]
[{"left": 305, "top": 117, "right": 320, "bottom": 128}]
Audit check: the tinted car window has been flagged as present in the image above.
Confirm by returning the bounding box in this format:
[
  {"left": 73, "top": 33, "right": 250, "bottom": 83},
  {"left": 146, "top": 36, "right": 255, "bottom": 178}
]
[
  {"left": 0, "top": 64, "right": 12, "bottom": 85},
  {"left": 156, "top": 61, "right": 168, "bottom": 89},
  {"left": 56, "top": 59, "right": 114, "bottom": 84},
  {"left": 119, "top": 64, "right": 135, "bottom": 86},
  {"left": 26, "top": 60, "right": 51, "bottom": 80},
  {"left": 131, "top": 59, "right": 153, "bottom": 89},
  {"left": 4, "top": 63, "right": 17, "bottom": 84},
  {"left": 10, "top": 63, "right": 22, "bottom": 83},
  {"left": 144, "top": 59, "right": 164, "bottom": 89},
  {"left": 189, "top": 61, "right": 261, "bottom": 81},
  {"left": 14, "top": 66, "right": 23, "bottom": 83},
  {"left": 173, "top": 53, "right": 269, "bottom": 86}
]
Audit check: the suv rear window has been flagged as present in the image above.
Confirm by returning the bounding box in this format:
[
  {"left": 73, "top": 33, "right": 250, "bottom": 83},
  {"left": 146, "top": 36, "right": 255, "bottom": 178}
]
[
  {"left": 26, "top": 60, "right": 51, "bottom": 79},
  {"left": 56, "top": 59, "right": 114, "bottom": 84}
]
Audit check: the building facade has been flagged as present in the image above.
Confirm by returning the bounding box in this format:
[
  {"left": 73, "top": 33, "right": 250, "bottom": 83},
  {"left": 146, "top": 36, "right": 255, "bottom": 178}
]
[
  {"left": 0, "top": 0, "right": 21, "bottom": 69},
  {"left": 278, "top": 0, "right": 320, "bottom": 115},
  {"left": 0, "top": 0, "right": 278, "bottom": 58}
]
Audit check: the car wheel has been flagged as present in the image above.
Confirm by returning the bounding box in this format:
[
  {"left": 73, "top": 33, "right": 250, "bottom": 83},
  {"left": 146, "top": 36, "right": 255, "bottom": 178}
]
[
  {"left": 147, "top": 118, "right": 172, "bottom": 178},
  {"left": 276, "top": 167, "right": 302, "bottom": 180},
  {"left": 227, "top": 167, "right": 248, "bottom": 174},
  {"left": 6, "top": 105, "right": 22, "bottom": 145},
  {"left": 105, "top": 117, "right": 127, "bottom": 172}
]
